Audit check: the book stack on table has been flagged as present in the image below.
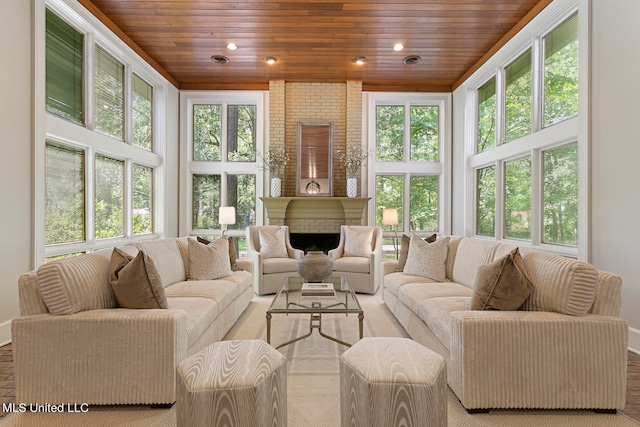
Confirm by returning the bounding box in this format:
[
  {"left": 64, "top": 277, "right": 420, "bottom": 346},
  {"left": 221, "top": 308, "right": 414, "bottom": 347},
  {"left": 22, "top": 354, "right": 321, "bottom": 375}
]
[{"left": 300, "top": 282, "right": 336, "bottom": 301}]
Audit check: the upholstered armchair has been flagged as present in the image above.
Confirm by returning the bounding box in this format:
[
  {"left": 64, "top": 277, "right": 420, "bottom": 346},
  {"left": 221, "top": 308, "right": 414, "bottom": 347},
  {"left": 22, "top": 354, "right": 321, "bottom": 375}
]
[
  {"left": 246, "top": 225, "right": 304, "bottom": 295},
  {"left": 328, "top": 225, "right": 382, "bottom": 294}
]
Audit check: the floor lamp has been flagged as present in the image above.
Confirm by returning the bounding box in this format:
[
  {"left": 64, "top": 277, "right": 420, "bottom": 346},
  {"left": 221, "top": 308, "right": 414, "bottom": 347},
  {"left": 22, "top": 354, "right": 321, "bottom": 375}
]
[
  {"left": 219, "top": 206, "right": 236, "bottom": 237},
  {"left": 382, "top": 208, "right": 399, "bottom": 260}
]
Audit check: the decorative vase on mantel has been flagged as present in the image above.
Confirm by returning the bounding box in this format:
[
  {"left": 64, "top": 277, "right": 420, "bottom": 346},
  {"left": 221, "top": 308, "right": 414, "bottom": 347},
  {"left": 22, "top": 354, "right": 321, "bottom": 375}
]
[
  {"left": 270, "top": 176, "right": 282, "bottom": 197},
  {"left": 297, "top": 251, "right": 334, "bottom": 282},
  {"left": 346, "top": 176, "right": 358, "bottom": 198}
]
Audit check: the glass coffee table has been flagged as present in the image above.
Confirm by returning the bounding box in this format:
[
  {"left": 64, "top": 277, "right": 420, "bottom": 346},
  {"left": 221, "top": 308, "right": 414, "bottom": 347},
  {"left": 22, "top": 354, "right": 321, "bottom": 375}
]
[{"left": 266, "top": 276, "right": 364, "bottom": 349}]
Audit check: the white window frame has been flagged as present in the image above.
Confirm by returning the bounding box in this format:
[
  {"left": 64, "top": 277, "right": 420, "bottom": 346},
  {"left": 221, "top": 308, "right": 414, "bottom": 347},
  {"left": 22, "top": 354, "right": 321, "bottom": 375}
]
[
  {"left": 364, "top": 92, "right": 452, "bottom": 236},
  {"left": 179, "top": 91, "right": 268, "bottom": 239},
  {"left": 462, "top": 0, "right": 589, "bottom": 260},
  {"left": 34, "top": 0, "right": 169, "bottom": 265}
]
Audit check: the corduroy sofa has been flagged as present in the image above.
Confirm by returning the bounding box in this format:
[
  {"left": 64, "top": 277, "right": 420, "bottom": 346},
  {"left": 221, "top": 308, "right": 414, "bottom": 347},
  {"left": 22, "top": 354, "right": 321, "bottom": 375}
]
[
  {"left": 383, "top": 236, "right": 628, "bottom": 412},
  {"left": 12, "top": 237, "right": 253, "bottom": 406}
]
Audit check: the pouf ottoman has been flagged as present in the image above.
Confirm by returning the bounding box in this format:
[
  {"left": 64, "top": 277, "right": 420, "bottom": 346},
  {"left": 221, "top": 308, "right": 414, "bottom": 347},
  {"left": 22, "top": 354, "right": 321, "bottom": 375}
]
[
  {"left": 177, "top": 339, "right": 287, "bottom": 427},
  {"left": 340, "top": 337, "right": 447, "bottom": 427}
]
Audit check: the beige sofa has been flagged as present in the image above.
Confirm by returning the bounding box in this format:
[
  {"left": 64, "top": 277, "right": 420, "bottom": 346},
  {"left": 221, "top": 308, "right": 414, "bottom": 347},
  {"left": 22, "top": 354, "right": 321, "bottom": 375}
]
[
  {"left": 383, "top": 236, "right": 628, "bottom": 412},
  {"left": 12, "top": 237, "right": 253, "bottom": 406}
]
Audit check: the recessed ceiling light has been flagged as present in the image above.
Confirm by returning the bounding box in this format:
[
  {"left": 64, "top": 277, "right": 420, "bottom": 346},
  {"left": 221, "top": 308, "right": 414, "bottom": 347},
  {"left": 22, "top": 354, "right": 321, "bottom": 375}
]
[
  {"left": 403, "top": 55, "right": 421, "bottom": 65},
  {"left": 226, "top": 43, "right": 237, "bottom": 51},
  {"left": 264, "top": 56, "right": 277, "bottom": 64},
  {"left": 354, "top": 57, "right": 367, "bottom": 65},
  {"left": 393, "top": 43, "right": 404, "bottom": 51},
  {"left": 211, "top": 55, "right": 229, "bottom": 64}
]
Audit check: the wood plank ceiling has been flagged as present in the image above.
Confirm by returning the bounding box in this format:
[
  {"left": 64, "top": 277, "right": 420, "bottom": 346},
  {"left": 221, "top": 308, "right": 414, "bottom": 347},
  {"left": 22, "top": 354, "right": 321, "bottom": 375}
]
[{"left": 79, "top": 0, "right": 551, "bottom": 91}]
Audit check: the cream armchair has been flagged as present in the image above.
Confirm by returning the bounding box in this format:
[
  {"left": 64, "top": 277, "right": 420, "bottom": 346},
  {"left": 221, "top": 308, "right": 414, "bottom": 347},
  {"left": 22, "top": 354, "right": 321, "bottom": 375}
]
[
  {"left": 246, "top": 225, "right": 304, "bottom": 295},
  {"left": 329, "top": 225, "right": 382, "bottom": 294}
]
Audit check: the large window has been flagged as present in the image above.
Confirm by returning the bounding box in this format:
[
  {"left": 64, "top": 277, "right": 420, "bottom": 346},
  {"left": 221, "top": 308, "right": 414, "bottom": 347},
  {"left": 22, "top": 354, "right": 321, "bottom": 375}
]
[
  {"left": 466, "top": 3, "right": 584, "bottom": 257},
  {"left": 39, "top": 1, "right": 165, "bottom": 262},
  {"left": 181, "top": 92, "right": 265, "bottom": 257},
  {"left": 368, "top": 93, "right": 451, "bottom": 259}
]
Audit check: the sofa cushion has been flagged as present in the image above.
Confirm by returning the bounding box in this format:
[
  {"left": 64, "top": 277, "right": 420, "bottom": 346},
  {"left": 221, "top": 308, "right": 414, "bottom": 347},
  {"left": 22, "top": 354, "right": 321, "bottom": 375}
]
[
  {"left": 343, "top": 226, "right": 374, "bottom": 257},
  {"left": 384, "top": 272, "right": 438, "bottom": 297},
  {"left": 399, "top": 282, "right": 472, "bottom": 317},
  {"left": 259, "top": 228, "right": 289, "bottom": 258},
  {"left": 333, "top": 256, "right": 371, "bottom": 274},
  {"left": 521, "top": 250, "right": 598, "bottom": 316},
  {"left": 470, "top": 248, "right": 533, "bottom": 311},
  {"left": 166, "top": 279, "right": 242, "bottom": 312},
  {"left": 109, "top": 248, "right": 169, "bottom": 309},
  {"left": 134, "top": 239, "right": 186, "bottom": 287},
  {"left": 403, "top": 235, "right": 449, "bottom": 281},
  {"left": 188, "top": 237, "right": 233, "bottom": 280},
  {"left": 197, "top": 236, "right": 239, "bottom": 271},
  {"left": 262, "top": 257, "right": 298, "bottom": 274},
  {"left": 450, "top": 238, "right": 501, "bottom": 288},
  {"left": 167, "top": 297, "right": 219, "bottom": 348},
  {"left": 396, "top": 233, "right": 437, "bottom": 272},
  {"left": 419, "top": 296, "right": 471, "bottom": 348},
  {"left": 37, "top": 251, "right": 117, "bottom": 315}
]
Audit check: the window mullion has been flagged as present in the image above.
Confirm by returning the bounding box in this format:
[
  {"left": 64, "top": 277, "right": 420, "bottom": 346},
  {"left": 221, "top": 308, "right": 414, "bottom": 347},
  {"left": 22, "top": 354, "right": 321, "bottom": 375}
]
[
  {"left": 495, "top": 67, "right": 506, "bottom": 147},
  {"left": 495, "top": 160, "right": 504, "bottom": 240},
  {"left": 84, "top": 32, "right": 95, "bottom": 131},
  {"left": 124, "top": 64, "right": 133, "bottom": 145},
  {"left": 530, "top": 149, "right": 542, "bottom": 246},
  {"left": 85, "top": 147, "right": 96, "bottom": 245},
  {"left": 531, "top": 37, "right": 544, "bottom": 134},
  {"left": 124, "top": 159, "right": 132, "bottom": 238}
]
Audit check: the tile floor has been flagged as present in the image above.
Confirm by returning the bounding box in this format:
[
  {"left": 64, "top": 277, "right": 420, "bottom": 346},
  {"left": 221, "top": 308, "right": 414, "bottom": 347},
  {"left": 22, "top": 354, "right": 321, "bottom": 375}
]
[{"left": 1, "top": 343, "right": 639, "bottom": 421}]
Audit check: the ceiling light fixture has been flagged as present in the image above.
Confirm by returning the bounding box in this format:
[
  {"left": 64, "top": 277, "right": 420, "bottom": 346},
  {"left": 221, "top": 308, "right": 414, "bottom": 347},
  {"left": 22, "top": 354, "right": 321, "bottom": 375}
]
[
  {"left": 393, "top": 43, "right": 404, "bottom": 52},
  {"left": 226, "top": 43, "right": 237, "bottom": 51},
  {"left": 264, "top": 56, "right": 277, "bottom": 64},
  {"left": 403, "top": 55, "right": 421, "bottom": 65},
  {"left": 210, "top": 55, "right": 229, "bottom": 64},
  {"left": 354, "top": 57, "right": 367, "bottom": 65}
]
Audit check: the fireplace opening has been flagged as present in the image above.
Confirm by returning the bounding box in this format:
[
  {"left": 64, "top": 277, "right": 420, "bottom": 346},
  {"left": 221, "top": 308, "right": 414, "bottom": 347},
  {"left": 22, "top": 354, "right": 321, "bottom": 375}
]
[{"left": 290, "top": 233, "right": 340, "bottom": 254}]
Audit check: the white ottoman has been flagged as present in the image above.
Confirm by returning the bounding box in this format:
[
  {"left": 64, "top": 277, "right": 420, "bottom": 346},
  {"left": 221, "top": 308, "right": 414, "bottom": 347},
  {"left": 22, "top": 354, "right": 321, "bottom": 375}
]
[
  {"left": 177, "top": 339, "right": 287, "bottom": 427},
  {"left": 340, "top": 337, "right": 447, "bottom": 427}
]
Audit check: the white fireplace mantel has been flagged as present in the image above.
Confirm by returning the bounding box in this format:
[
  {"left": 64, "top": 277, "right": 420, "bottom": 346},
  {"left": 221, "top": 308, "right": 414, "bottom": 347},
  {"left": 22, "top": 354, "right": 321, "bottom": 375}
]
[{"left": 260, "top": 197, "right": 371, "bottom": 233}]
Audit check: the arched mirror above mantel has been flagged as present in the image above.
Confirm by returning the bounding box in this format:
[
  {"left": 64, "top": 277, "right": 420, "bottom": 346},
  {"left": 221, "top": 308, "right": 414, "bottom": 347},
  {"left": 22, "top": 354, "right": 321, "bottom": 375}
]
[{"left": 297, "top": 121, "right": 333, "bottom": 196}]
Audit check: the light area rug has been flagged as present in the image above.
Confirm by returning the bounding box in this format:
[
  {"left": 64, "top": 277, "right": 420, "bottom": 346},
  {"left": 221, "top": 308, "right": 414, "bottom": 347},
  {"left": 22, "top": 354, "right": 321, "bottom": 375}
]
[{"left": 2, "top": 292, "right": 638, "bottom": 427}]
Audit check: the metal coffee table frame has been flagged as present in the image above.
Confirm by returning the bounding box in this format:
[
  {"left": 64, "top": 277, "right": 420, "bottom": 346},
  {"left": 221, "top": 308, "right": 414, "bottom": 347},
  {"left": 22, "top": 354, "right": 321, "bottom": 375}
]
[{"left": 266, "top": 276, "right": 364, "bottom": 349}]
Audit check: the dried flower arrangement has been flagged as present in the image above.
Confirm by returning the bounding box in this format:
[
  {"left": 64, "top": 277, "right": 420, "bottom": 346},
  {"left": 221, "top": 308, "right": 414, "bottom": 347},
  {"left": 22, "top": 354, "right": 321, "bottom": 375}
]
[
  {"left": 338, "top": 145, "right": 371, "bottom": 178},
  {"left": 256, "top": 145, "right": 289, "bottom": 177}
]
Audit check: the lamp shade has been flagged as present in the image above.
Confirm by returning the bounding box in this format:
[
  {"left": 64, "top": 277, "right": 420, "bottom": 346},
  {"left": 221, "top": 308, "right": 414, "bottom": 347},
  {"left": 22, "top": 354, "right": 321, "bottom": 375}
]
[
  {"left": 382, "top": 208, "right": 399, "bottom": 226},
  {"left": 219, "top": 206, "right": 236, "bottom": 226}
]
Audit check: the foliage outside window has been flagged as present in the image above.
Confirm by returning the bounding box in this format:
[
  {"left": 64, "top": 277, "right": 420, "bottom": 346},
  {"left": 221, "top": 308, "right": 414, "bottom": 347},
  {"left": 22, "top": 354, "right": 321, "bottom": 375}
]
[
  {"left": 544, "top": 14, "right": 579, "bottom": 127},
  {"left": 45, "top": 9, "right": 83, "bottom": 124},
  {"left": 95, "top": 155, "right": 124, "bottom": 239},
  {"left": 504, "top": 156, "right": 532, "bottom": 240},
  {"left": 133, "top": 164, "right": 153, "bottom": 235},
  {"left": 543, "top": 144, "right": 578, "bottom": 246},
  {"left": 504, "top": 50, "right": 532, "bottom": 142},
  {"left": 476, "top": 166, "right": 496, "bottom": 237},
  {"left": 132, "top": 74, "right": 153, "bottom": 151},
  {"left": 193, "top": 104, "right": 222, "bottom": 161},
  {"left": 376, "top": 106, "right": 404, "bottom": 161},
  {"left": 45, "top": 142, "right": 85, "bottom": 245},
  {"left": 227, "top": 105, "right": 257, "bottom": 161},
  {"left": 95, "top": 46, "right": 124, "bottom": 140},
  {"left": 409, "top": 176, "right": 438, "bottom": 231},
  {"left": 477, "top": 78, "right": 496, "bottom": 152},
  {"left": 226, "top": 175, "right": 256, "bottom": 229},
  {"left": 375, "top": 175, "right": 404, "bottom": 228},
  {"left": 410, "top": 106, "right": 439, "bottom": 162},
  {"left": 192, "top": 174, "right": 256, "bottom": 231}
]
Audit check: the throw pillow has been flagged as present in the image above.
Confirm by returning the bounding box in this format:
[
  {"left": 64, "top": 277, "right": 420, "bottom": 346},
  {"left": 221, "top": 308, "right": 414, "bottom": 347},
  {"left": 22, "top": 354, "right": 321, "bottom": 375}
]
[
  {"left": 396, "top": 233, "right": 437, "bottom": 272},
  {"left": 259, "top": 228, "right": 289, "bottom": 259},
  {"left": 403, "top": 235, "right": 450, "bottom": 281},
  {"left": 109, "top": 248, "right": 168, "bottom": 309},
  {"left": 188, "top": 237, "right": 233, "bottom": 280},
  {"left": 197, "top": 236, "right": 238, "bottom": 271},
  {"left": 343, "top": 227, "right": 374, "bottom": 257},
  {"left": 470, "top": 248, "right": 534, "bottom": 311}
]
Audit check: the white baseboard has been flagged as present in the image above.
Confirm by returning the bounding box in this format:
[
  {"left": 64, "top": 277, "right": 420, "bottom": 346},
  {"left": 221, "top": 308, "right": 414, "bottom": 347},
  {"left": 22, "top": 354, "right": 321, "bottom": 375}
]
[
  {"left": 0, "top": 319, "right": 11, "bottom": 347},
  {"left": 628, "top": 326, "right": 640, "bottom": 355}
]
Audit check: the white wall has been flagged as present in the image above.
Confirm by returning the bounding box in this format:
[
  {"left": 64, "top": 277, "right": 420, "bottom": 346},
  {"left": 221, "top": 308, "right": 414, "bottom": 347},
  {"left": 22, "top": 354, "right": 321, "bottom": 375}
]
[
  {"left": 590, "top": 0, "right": 640, "bottom": 352},
  {"left": 0, "top": 1, "right": 33, "bottom": 345}
]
